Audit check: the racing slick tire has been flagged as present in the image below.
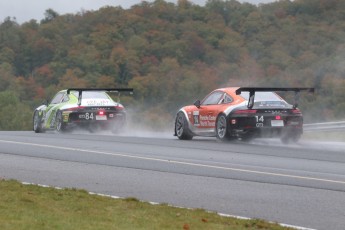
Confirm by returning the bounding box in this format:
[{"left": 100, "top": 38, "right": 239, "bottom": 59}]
[
  {"left": 216, "top": 114, "right": 234, "bottom": 141},
  {"left": 175, "top": 112, "right": 193, "bottom": 140},
  {"left": 33, "top": 110, "right": 44, "bottom": 133},
  {"left": 55, "top": 110, "right": 66, "bottom": 133}
]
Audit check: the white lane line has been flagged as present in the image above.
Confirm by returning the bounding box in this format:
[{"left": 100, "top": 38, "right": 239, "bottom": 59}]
[{"left": 2, "top": 139, "right": 345, "bottom": 185}]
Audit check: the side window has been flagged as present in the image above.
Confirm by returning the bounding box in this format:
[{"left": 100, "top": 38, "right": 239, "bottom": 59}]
[
  {"left": 62, "top": 94, "right": 69, "bottom": 103},
  {"left": 201, "top": 91, "right": 224, "bottom": 105},
  {"left": 50, "top": 92, "right": 64, "bottom": 104},
  {"left": 223, "top": 94, "right": 233, "bottom": 104}
]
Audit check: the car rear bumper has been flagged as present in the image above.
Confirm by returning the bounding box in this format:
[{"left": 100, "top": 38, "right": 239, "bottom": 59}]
[
  {"left": 62, "top": 111, "right": 126, "bottom": 130},
  {"left": 229, "top": 126, "right": 302, "bottom": 138},
  {"left": 228, "top": 114, "right": 303, "bottom": 138}
]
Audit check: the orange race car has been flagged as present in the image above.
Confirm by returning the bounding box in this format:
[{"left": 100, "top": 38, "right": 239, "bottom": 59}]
[{"left": 174, "top": 87, "right": 314, "bottom": 143}]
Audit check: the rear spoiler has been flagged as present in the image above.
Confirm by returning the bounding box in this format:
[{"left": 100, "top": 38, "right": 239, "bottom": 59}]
[
  {"left": 67, "top": 88, "right": 134, "bottom": 106},
  {"left": 235, "top": 87, "right": 314, "bottom": 109}
]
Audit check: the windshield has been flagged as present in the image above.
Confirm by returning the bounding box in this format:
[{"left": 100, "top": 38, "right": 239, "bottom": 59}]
[{"left": 239, "top": 91, "right": 290, "bottom": 108}]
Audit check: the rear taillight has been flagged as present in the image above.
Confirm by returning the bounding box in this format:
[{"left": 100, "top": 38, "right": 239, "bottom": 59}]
[
  {"left": 292, "top": 109, "right": 301, "bottom": 114},
  {"left": 233, "top": 109, "right": 257, "bottom": 114},
  {"left": 98, "top": 110, "right": 105, "bottom": 115},
  {"left": 115, "top": 105, "right": 124, "bottom": 110}
]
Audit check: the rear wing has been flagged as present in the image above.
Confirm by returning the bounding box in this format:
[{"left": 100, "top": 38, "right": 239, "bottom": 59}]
[
  {"left": 235, "top": 87, "right": 314, "bottom": 109},
  {"left": 67, "top": 88, "right": 134, "bottom": 106}
]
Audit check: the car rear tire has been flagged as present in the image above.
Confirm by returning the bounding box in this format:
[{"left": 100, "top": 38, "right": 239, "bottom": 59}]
[
  {"left": 55, "top": 111, "right": 66, "bottom": 133},
  {"left": 216, "top": 114, "right": 233, "bottom": 141},
  {"left": 175, "top": 112, "right": 193, "bottom": 140},
  {"left": 33, "top": 111, "right": 44, "bottom": 133}
]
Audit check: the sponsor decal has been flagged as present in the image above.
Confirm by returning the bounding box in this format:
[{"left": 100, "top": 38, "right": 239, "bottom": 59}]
[
  {"left": 82, "top": 99, "right": 111, "bottom": 106},
  {"left": 193, "top": 111, "right": 200, "bottom": 126},
  {"left": 265, "top": 110, "right": 286, "bottom": 114},
  {"left": 199, "top": 115, "right": 216, "bottom": 127},
  {"left": 191, "top": 110, "right": 216, "bottom": 127},
  {"left": 62, "top": 112, "right": 70, "bottom": 122},
  {"left": 79, "top": 113, "right": 94, "bottom": 120}
]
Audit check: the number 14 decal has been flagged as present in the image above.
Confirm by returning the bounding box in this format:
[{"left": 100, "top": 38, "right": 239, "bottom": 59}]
[{"left": 255, "top": 116, "right": 264, "bottom": 122}]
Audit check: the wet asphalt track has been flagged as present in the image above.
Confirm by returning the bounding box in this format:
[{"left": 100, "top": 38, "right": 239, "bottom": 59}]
[{"left": 0, "top": 131, "right": 345, "bottom": 230}]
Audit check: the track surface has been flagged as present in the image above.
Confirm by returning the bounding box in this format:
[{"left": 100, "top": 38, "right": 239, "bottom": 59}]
[{"left": 1, "top": 131, "right": 345, "bottom": 230}]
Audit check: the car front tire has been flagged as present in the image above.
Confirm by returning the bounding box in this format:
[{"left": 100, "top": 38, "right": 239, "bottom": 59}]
[
  {"left": 175, "top": 112, "right": 193, "bottom": 140},
  {"left": 33, "top": 110, "right": 44, "bottom": 133}
]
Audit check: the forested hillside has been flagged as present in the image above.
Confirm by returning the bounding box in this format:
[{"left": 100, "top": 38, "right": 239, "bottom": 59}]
[{"left": 0, "top": 0, "right": 344, "bottom": 130}]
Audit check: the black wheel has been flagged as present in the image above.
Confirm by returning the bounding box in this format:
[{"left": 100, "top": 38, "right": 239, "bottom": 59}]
[
  {"left": 175, "top": 112, "right": 193, "bottom": 140},
  {"left": 55, "top": 111, "right": 66, "bottom": 133},
  {"left": 216, "top": 114, "right": 233, "bottom": 141},
  {"left": 33, "top": 111, "right": 44, "bottom": 133}
]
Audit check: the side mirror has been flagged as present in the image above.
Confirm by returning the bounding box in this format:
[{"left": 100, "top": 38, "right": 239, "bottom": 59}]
[
  {"left": 43, "top": 100, "right": 49, "bottom": 106},
  {"left": 194, "top": 100, "right": 201, "bottom": 108}
]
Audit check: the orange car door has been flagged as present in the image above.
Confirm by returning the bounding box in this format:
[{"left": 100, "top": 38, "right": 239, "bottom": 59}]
[{"left": 195, "top": 91, "right": 224, "bottom": 130}]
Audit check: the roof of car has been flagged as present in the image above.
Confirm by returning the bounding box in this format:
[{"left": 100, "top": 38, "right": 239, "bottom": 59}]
[{"left": 213, "top": 87, "right": 240, "bottom": 97}]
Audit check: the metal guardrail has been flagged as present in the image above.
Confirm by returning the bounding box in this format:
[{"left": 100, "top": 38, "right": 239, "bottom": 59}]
[{"left": 303, "top": 121, "right": 345, "bottom": 132}]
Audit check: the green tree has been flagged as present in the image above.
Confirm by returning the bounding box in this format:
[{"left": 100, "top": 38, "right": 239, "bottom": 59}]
[
  {"left": 0, "top": 62, "right": 14, "bottom": 91},
  {"left": 0, "top": 91, "right": 32, "bottom": 130},
  {"left": 41, "top": 9, "right": 60, "bottom": 23}
]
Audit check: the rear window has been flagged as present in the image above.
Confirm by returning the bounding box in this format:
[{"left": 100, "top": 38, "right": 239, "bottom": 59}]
[
  {"left": 72, "top": 91, "right": 109, "bottom": 99},
  {"left": 240, "top": 92, "right": 283, "bottom": 101}
]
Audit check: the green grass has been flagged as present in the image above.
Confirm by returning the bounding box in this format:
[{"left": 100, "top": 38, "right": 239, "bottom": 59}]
[{"left": 0, "top": 179, "right": 293, "bottom": 230}]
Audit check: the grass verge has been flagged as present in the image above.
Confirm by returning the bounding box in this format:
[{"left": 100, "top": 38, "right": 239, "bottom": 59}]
[{"left": 0, "top": 179, "right": 294, "bottom": 230}]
